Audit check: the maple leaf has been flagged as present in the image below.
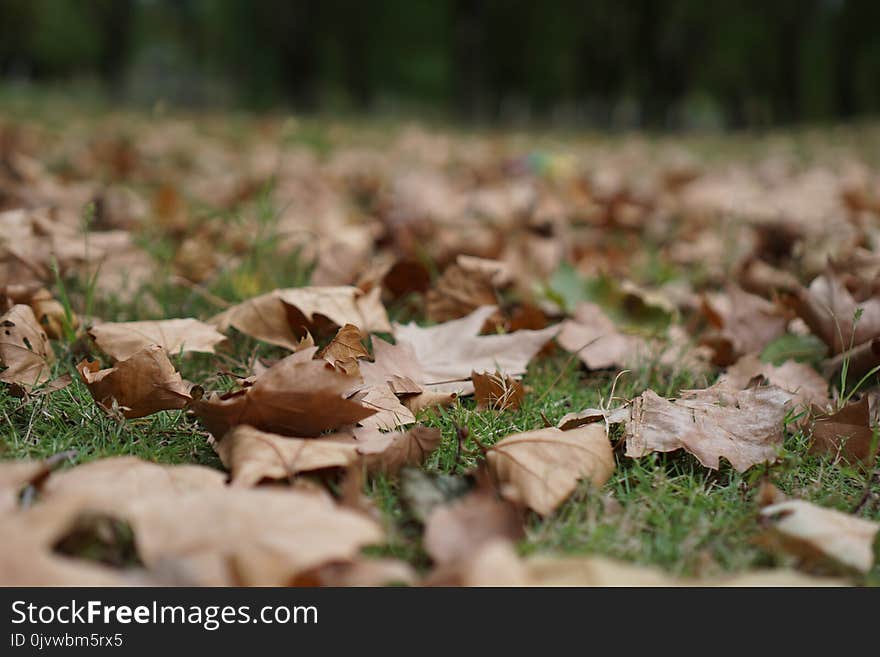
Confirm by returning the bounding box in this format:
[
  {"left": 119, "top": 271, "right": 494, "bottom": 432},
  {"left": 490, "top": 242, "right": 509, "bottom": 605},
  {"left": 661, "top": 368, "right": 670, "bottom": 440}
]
[
  {"left": 759, "top": 499, "right": 880, "bottom": 574},
  {"left": 556, "top": 301, "right": 647, "bottom": 369},
  {"left": 471, "top": 370, "right": 526, "bottom": 411},
  {"left": 217, "top": 425, "right": 361, "bottom": 487},
  {"left": 193, "top": 347, "right": 375, "bottom": 437},
  {"left": 353, "top": 425, "right": 442, "bottom": 474},
  {"left": 625, "top": 385, "right": 792, "bottom": 471},
  {"left": 0, "top": 304, "right": 54, "bottom": 390},
  {"left": 423, "top": 486, "right": 524, "bottom": 566},
  {"left": 211, "top": 286, "right": 390, "bottom": 349},
  {"left": 700, "top": 285, "right": 788, "bottom": 365},
  {"left": 389, "top": 305, "right": 558, "bottom": 394},
  {"left": 426, "top": 262, "right": 498, "bottom": 322},
  {"left": 808, "top": 395, "right": 879, "bottom": 464},
  {"left": 77, "top": 345, "right": 193, "bottom": 419},
  {"left": 89, "top": 318, "right": 227, "bottom": 361},
  {"left": 486, "top": 425, "right": 614, "bottom": 516},
  {"left": 716, "top": 354, "right": 830, "bottom": 413},
  {"left": 4, "top": 456, "right": 384, "bottom": 586}
]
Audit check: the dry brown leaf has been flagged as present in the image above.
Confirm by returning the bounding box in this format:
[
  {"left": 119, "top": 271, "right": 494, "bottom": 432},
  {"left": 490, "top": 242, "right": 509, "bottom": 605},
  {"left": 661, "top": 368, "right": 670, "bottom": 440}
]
[
  {"left": 353, "top": 425, "right": 442, "bottom": 474},
  {"left": 471, "top": 370, "right": 526, "bottom": 411},
  {"left": 444, "top": 540, "right": 844, "bottom": 586},
  {"left": 318, "top": 323, "right": 369, "bottom": 375},
  {"left": 0, "top": 304, "right": 54, "bottom": 389},
  {"left": 556, "top": 302, "right": 646, "bottom": 370},
  {"left": 809, "top": 396, "right": 879, "bottom": 464},
  {"left": 788, "top": 272, "right": 880, "bottom": 354},
  {"left": 77, "top": 345, "right": 193, "bottom": 419},
  {"left": 356, "top": 384, "right": 417, "bottom": 430},
  {"left": 701, "top": 285, "right": 788, "bottom": 364},
  {"left": 89, "top": 318, "right": 227, "bottom": 361},
  {"left": 426, "top": 262, "right": 498, "bottom": 322},
  {"left": 5, "top": 456, "right": 384, "bottom": 586},
  {"left": 423, "top": 488, "right": 524, "bottom": 565},
  {"left": 392, "top": 305, "right": 558, "bottom": 394},
  {"left": 293, "top": 557, "right": 416, "bottom": 586},
  {"left": 193, "top": 347, "right": 375, "bottom": 437},
  {"left": 211, "top": 286, "right": 390, "bottom": 350},
  {"left": 29, "top": 288, "right": 76, "bottom": 340},
  {"left": 401, "top": 390, "right": 458, "bottom": 414},
  {"left": 487, "top": 425, "right": 614, "bottom": 516},
  {"left": 625, "top": 385, "right": 791, "bottom": 471},
  {"left": 759, "top": 499, "right": 880, "bottom": 574},
  {"left": 717, "top": 354, "right": 830, "bottom": 412},
  {"left": 217, "top": 425, "right": 360, "bottom": 487}
]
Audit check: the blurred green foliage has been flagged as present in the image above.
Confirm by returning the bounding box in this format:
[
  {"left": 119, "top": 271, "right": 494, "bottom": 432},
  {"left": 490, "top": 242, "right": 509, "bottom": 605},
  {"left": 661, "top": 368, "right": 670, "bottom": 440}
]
[{"left": 2, "top": 0, "right": 880, "bottom": 127}]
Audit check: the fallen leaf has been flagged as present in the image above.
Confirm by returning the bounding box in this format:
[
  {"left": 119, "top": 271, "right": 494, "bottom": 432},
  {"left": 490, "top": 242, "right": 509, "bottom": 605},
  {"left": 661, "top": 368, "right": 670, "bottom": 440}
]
[
  {"left": 809, "top": 396, "right": 879, "bottom": 464},
  {"left": 701, "top": 285, "right": 788, "bottom": 364},
  {"left": 318, "top": 323, "right": 370, "bottom": 374},
  {"left": 0, "top": 304, "right": 54, "bottom": 389},
  {"left": 759, "top": 499, "right": 880, "bottom": 574},
  {"left": 293, "top": 557, "right": 417, "bottom": 586},
  {"left": 217, "top": 425, "right": 360, "bottom": 487},
  {"left": 787, "top": 272, "right": 880, "bottom": 355},
  {"left": 625, "top": 385, "right": 792, "bottom": 471},
  {"left": 89, "top": 318, "right": 227, "bottom": 361},
  {"left": 7, "top": 456, "right": 383, "bottom": 585},
  {"left": 424, "top": 487, "right": 524, "bottom": 565},
  {"left": 353, "top": 425, "right": 442, "bottom": 474},
  {"left": 426, "top": 262, "right": 498, "bottom": 322},
  {"left": 557, "top": 301, "right": 647, "bottom": 369},
  {"left": 211, "top": 286, "right": 390, "bottom": 349},
  {"left": 716, "top": 354, "right": 830, "bottom": 413},
  {"left": 471, "top": 370, "right": 526, "bottom": 411},
  {"left": 193, "top": 347, "right": 375, "bottom": 437},
  {"left": 392, "top": 306, "right": 558, "bottom": 394},
  {"left": 77, "top": 345, "right": 193, "bottom": 419},
  {"left": 487, "top": 425, "right": 614, "bottom": 516},
  {"left": 440, "top": 539, "right": 844, "bottom": 586}
]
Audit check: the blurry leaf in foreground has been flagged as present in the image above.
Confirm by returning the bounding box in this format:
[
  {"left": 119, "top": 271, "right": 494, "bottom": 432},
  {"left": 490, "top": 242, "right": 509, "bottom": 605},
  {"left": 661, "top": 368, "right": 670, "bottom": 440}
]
[
  {"left": 435, "top": 540, "right": 844, "bottom": 586},
  {"left": 217, "top": 425, "right": 360, "bottom": 487},
  {"left": 759, "top": 499, "right": 880, "bottom": 574},
  {"left": 487, "top": 425, "right": 614, "bottom": 516},
  {"left": 424, "top": 487, "right": 524, "bottom": 566},
  {"left": 353, "top": 425, "right": 442, "bottom": 475}
]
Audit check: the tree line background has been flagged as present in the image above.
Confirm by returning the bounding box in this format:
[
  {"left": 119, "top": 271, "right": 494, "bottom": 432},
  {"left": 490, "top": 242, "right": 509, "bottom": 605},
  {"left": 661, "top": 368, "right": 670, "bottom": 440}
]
[{"left": 1, "top": 0, "right": 879, "bottom": 129}]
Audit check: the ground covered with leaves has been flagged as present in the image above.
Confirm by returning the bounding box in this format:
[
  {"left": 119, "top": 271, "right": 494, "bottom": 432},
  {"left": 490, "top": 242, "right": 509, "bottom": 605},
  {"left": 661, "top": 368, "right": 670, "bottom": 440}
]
[{"left": 2, "top": 100, "right": 880, "bottom": 586}]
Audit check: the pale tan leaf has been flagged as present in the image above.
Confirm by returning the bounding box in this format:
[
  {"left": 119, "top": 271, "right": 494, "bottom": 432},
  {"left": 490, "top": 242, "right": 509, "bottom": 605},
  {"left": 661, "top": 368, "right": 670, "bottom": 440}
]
[
  {"left": 89, "top": 318, "right": 226, "bottom": 361},
  {"left": 625, "top": 386, "right": 791, "bottom": 471},
  {"left": 759, "top": 500, "right": 880, "bottom": 574},
  {"left": 0, "top": 304, "right": 54, "bottom": 389},
  {"left": 487, "top": 425, "right": 614, "bottom": 516},
  {"left": 211, "top": 286, "right": 391, "bottom": 350},
  {"left": 77, "top": 345, "right": 193, "bottom": 419},
  {"left": 217, "top": 425, "right": 360, "bottom": 487},
  {"left": 353, "top": 425, "right": 442, "bottom": 474}
]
